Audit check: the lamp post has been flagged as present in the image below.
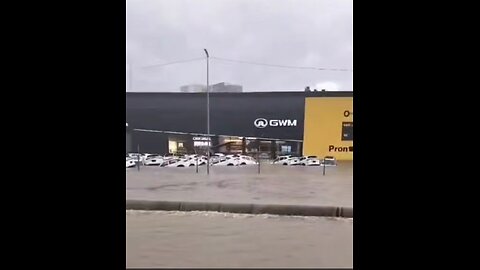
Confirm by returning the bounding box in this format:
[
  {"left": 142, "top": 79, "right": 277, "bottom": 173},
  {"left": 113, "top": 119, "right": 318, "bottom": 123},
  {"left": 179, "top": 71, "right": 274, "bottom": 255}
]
[{"left": 204, "top": 49, "right": 210, "bottom": 174}]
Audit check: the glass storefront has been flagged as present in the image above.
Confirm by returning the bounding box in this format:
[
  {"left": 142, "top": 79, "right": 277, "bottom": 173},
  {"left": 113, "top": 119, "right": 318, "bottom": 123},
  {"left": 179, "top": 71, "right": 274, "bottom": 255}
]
[
  {"left": 168, "top": 135, "right": 191, "bottom": 155},
  {"left": 131, "top": 131, "right": 302, "bottom": 158},
  {"left": 192, "top": 136, "right": 211, "bottom": 155}
]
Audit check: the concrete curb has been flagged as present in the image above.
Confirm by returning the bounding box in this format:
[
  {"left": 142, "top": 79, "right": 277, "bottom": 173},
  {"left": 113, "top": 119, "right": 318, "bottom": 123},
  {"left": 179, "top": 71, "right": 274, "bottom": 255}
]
[{"left": 126, "top": 200, "right": 353, "bottom": 218}]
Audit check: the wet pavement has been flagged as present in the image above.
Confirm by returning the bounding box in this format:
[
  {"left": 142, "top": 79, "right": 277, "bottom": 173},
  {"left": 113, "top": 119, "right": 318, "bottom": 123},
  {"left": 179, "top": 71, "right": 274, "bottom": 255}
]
[
  {"left": 126, "top": 161, "right": 353, "bottom": 207},
  {"left": 126, "top": 210, "right": 353, "bottom": 268}
]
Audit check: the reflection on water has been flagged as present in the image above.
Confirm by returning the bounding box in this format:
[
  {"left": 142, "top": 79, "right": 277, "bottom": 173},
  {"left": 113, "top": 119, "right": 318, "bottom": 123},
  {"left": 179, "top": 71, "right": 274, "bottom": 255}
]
[{"left": 127, "top": 210, "right": 353, "bottom": 268}]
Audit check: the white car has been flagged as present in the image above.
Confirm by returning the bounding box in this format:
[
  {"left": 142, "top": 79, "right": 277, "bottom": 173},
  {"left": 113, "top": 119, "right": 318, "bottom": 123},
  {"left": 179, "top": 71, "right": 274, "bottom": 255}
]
[
  {"left": 214, "top": 152, "right": 226, "bottom": 158},
  {"left": 126, "top": 158, "right": 136, "bottom": 168},
  {"left": 214, "top": 155, "right": 257, "bottom": 166},
  {"left": 213, "top": 156, "right": 239, "bottom": 166},
  {"left": 271, "top": 155, "right": 292, "bottom": 165},
  {"left": 187, "top": 155, "right": 209, "bottom": 165},
  {"left": 210, "top": 153, "right": 226, "bottom": 164},
  {"left": 166, "top": 157, "right": 207, "bottom": 167},
  {"left": 287, "top": 156, "right": 305, "bottom": 165},
  {"left": 236, "top": 156, "right": 257, "bottom": 165},
  {"left": 140, "top": 154, "right": 159, "bottom": 164},
  {"left": 127, "top": 153, "right": 156, "bottom": 164},
  {"left": 300, "top": 156, "right": 321, "bottom": 166},
  {"left": 166, "top": 158, "right": 190, "bottom": 167},
  {"left": 279, "top": 156, "right": 303, "bottom": 166},
  {"left": 195, "top": 156, "right": 208, "bottom": 166},
  {"left": 142, "top": 153, "right": 157, "bottom": 159},
  {"left": 209, "top": 156, "right": 221, "bottom": 164},
  {"left": 144, "top": 155, "right": 164, "bottom": 166},
  {"left": 128, "top": 153, "right": 142, "bottom": 161},
  {"left": 163, "top": 154, "right": 179, "bottom": 160},
  {"left": 161, "top": 158, "right": 181, "bottom": 167},
  {"left": 321, "top": 156, "right": 337, "bottom": 166}
]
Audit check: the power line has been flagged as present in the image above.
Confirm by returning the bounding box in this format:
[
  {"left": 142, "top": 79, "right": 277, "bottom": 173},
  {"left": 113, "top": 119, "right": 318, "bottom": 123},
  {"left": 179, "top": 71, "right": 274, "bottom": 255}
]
[
  {"left": 136, "top": 55, "right": 352, "bottom": 72},
  {"left": 211, "top": 56, "right": 352, "bottom": 72},
  {"left": 140, "top": 57, "right": 205, "bottom": 69}
]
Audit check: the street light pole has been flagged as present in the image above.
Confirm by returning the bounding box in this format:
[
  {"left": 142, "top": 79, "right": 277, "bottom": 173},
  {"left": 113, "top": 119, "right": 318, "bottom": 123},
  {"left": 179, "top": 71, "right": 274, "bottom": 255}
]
[{"left": 204, "top": 49, "right": 210, "bottom": 174}]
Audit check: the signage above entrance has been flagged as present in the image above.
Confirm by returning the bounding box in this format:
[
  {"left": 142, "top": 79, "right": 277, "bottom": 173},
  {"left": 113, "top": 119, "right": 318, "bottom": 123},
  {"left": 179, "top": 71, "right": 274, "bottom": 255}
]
[
  {"left": 254, "top": 118, "right": 298, "bottom": 128},
  {"left": 193, "top": 137, "right": 211, "bottom": 141}
]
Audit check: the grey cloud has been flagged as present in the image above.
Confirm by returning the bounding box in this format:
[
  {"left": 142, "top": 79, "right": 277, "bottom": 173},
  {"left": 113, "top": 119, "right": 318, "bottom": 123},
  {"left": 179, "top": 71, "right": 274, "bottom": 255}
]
[{"left": 127, "top": 0, "right": 352, "bottom": 92}]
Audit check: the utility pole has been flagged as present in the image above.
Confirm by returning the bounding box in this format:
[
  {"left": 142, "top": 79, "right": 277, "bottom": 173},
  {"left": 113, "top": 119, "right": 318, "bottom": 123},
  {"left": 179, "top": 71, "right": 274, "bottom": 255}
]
[{"left": 204, "top": 49, "right": 210, "bottom": 175}]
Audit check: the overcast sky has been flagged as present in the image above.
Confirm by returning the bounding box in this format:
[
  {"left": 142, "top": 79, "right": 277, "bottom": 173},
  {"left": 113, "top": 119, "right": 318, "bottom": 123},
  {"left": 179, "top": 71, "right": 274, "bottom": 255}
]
[{"left": 127, "top": 0, "right": 352, "bottom": 92}]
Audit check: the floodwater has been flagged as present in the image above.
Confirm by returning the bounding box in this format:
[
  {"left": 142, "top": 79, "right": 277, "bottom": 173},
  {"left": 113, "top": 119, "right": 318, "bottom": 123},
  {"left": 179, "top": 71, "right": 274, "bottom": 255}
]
[
  {"left": 126, "top": 161, "right": 353, "bottom": 207},
  {"left": 127, "top": 210, "right": 353, "bottom": 268}
]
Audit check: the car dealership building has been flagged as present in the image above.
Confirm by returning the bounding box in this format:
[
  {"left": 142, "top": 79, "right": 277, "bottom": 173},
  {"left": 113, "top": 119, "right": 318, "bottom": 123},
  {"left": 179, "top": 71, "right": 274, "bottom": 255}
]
[{"left": 126, "top": 91, "right": 353, "bottom": 160}]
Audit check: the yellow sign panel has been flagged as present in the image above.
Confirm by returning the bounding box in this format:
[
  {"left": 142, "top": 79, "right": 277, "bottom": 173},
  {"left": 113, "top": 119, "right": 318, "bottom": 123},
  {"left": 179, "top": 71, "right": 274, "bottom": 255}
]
[{"left": 303, "top": 97, "right": 353, "bottom": 160}]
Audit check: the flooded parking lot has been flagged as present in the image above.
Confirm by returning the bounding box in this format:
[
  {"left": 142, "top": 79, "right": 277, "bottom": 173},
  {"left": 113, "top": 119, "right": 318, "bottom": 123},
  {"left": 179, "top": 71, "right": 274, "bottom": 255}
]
[
  {"left": 126, "top": 161, "right": 353, "bottom": 207},
  {"left": 127, "top": 162, "right": 353, "bottom": 268},
  {"left": 127, "top": 210, "right": 353, "bottom": 268}
]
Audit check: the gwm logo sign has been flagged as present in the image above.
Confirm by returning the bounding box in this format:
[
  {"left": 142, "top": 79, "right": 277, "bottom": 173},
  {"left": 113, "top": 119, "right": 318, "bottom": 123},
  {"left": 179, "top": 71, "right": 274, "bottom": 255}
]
[{"left": 254, "top": 118, "right": 297, "bottom": 128}]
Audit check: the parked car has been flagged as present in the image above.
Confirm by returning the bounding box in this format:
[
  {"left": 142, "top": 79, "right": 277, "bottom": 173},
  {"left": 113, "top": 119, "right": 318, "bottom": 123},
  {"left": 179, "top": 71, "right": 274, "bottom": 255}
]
[
  {"left": 210, "top": 153, "right": 227, "bottom": 164},
  {"left": 274, "top": 156, "right": 302, "bottom": 166},
  {"left": 165, "top": 156, "right": 207, "bottom": 167},
  {"left": 213, "top": 155, "right": 257, "bottom": 166},
  {"left": 126, "top": 158, "right": 136, "bottom": 168},
  {"left": 213, "top": 156, "right": 239, "bottom": 166},
  {"left": 300, "top": 156, "right": 321, "bottom": 166},
  {"left": 166, "top": 158, "right": 188, "bottom": 167},
  {"left": 321, "top": 156, "right": 337, "bottom": 166},
  {"left": 195, "top": 156, "right": 208, "bottom": 166},
  {"left": 127, "top": 153, "right": 142, "bottom": 160},
  {"left": 144, "top": 155, "right": 163, "bottom": 166},
  {"left": 271, "top": 155, "right": 292, "bottom": 165},
  {"left": 163, "top": 153, "right": 179, "bottom": 160},
  {"left": 236, "top": 155, "right": 257, "bottom": 165},
  {"left": 287, "top": 156, "right": 304, "bottom": 166}
]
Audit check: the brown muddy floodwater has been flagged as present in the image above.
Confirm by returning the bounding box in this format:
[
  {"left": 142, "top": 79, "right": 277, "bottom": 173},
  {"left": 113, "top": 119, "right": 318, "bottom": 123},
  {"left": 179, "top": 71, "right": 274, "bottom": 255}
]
[{"left": 127, "top": 210, "right": 353, "bottom": 268}]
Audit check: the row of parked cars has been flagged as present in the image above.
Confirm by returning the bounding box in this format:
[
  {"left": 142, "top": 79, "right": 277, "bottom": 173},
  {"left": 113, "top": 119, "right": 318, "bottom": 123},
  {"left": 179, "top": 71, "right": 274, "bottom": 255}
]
[
  {"left": 126, "top": 153, "right": 258, "bottom": 168},
  {"left": 127, "top": 153, "right": 337, "bottom": 168},
  {"left": 271, "top": 155, "right": 337, "bottom": 166}
]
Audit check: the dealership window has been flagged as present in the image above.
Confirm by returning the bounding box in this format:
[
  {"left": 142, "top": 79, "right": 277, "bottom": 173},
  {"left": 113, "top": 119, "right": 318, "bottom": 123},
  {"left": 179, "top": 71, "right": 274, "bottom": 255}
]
[
  {"left": 169, "top": 140, "right": 187, "bottom": 154},
  {"left": 218, "top": 136, "right": 242, "bottom": 153},
  {"left": 281, "top": 145, "right": 292, "bottom": 153},
  {"left": 168, "top": 141, "right": 177, "bottom": 153},
  {"left": 342, "top": 122, "right": 353, "bottom": 141}
]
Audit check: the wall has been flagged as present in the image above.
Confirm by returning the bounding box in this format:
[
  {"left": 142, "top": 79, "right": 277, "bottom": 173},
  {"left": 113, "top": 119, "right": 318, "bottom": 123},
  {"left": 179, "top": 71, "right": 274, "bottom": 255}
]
[
  {"left": 303, "top": 97, "right": 353, "bottom": 160},
  {"left": 131, "top": 131, "right": 169, "bottom": 154},
  {"left": 126, "top": 92, "right": 306, "bottom": 140}
]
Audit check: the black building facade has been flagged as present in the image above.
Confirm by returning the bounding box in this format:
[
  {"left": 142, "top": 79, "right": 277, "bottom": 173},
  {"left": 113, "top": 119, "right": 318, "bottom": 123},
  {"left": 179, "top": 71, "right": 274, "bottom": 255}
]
[{"left": 126, "top": 91, "right": 352, "bottom": 158}]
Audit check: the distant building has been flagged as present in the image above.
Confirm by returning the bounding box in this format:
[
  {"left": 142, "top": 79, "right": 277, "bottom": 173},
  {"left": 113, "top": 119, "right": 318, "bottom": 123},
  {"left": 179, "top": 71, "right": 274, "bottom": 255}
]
[
  {"left": 179, "top": 82, "right": 243, "bottom": 93},
  {"left": 180, "top": 84, "right": 207, "bottom": 92},
  {"left": 210, "top": 82, "right": 243, "bottom": 93}
]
